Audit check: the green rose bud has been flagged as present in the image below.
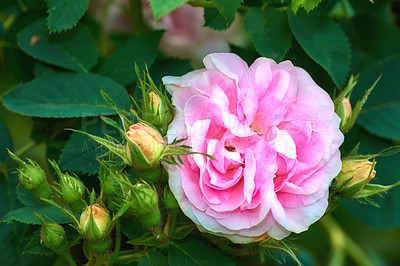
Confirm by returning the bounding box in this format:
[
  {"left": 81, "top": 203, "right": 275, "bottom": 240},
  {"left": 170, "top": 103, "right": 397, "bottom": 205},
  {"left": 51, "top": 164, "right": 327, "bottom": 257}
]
[
  {"left": 80, "top": 204, "right": 111, "bottom": 241},
  {"left": 50, "top": 160, "right": 87, "bottom": 213},
  {"left": 103, "top": 174, "right": 121, "bottom": 212},
  {"left": 143, "top": 91, "right": 174, "bottom": 135},
  {"left": 336, "top": 159, "right": 376, "bottom": 197},
  {"left": 59, "top": 173, "right": 86, "bottom": 204},
  {"left": 130, "top": 182, "right": 161, "bottom": 227},
  {"left": 163, "top": 187, "right": 179, "bottom": 215},
  {"left": 126, "top": 123, "right": 165, "bottom": 170},
  {"left": 336, "top": 98, "right": 352, "bottom": 129},
  {"left": 8, "top": 150, "right": 52, "bottom": 200},
  {"left": 36, "top": 214, "right": 69, "bottom": 254}
]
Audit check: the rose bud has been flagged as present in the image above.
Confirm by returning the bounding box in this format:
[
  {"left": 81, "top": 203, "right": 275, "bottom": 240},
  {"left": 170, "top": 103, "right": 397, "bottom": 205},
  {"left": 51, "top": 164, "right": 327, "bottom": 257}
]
[
  {"left": 80, "top": 204, "right": 111, "bottom": 241},
  {"left": 8, "top": 150, "right": 52, "bottom": 200},
  {"left": 103, "top": 174, "right": 121, "bottom": 212},
  {"left": 130, "top": 182, "right": 161, "bottom": 228},
  {"left": 50, "top": 160, "right": 87, "bottom": 213},
  {"left": 336, "top": 159, "right": 376, "bottom": 197},
  {"left": 125, "top": 123, "right": 165, "bottom": 170},
  {"left": 36, "top": 214, "right": 69, "bottom": 254},
  {"left": 336, "top": 98, "right": 352, "bottom": 129},
  {"left": 143, "top": 91, "right": 174, "bottom": 135},
  {"left": 163, "top": 187, "right": 179, "bottom": 215}
]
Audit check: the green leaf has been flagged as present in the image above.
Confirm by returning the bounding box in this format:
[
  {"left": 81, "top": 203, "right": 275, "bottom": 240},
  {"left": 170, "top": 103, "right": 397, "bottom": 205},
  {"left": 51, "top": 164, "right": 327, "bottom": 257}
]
[
  {"left": 148, "top": 0, "right": 188, "bottom": 20},
  {"left": 46, "top": 0, "right": 90, "bottom": 32},
  {"left": 23, "top": 230, "right": 54, "bottom": 255},
  {"left": 59, "top": 117, "right": 121, "bottom": 174},
  {"left": 98, "top": 31, "right": 163, "bottom": 85},
  {"left": 168, "top": 238, "right": 234, "bottom": 266},
  {"left": 16, "top": 186, "right": 44, "bottom": 208},
  {"left": 0, "top": 117, "right": 13, "bottom": 165},
  {"left": 127, "top": 232, "right": 161, "bottom": 246},
  {"left": 0, "top": 172, "right": 42, "bottom": 264},
  {"left": 291, "top": 0, "right": 322, "bottom": 13},
  {"left": 352, "top": 55, "right": 400, "bottom": 140},
  {"left": 259, "top": 239, "right": 303, "bottom": 266},
  {"left": 17, "top": 19, "right": 97, "bottom": 72},
  {"left": 287, "top": 9, "right": 351, "bottom": 88},
  {"left": 139, "top": 251, "right": 168, "bottom": 266},
  {"left": 341, "top": 13, "right": 400, "bottom": 73},
  {"left": 211, "top": 0, "right": 242, "bottom": 21},
  {"left": 149, "top": 57, "right": 193, "bottom": 88},
  {"left": 171, "top": 223, "right": 195, "bottom": 240},
  {"left": 1, "top": 72, "right": 131, "bottom": 118},
  {"left": 1, "top": 205, "right": 71, "bottom": 225},
  {"left": 203, "top": 8, "right": 232, "bottom": 31},
  {"left": 244, "top": 7, "right": 292, "bottom": 62},
  {"left": 353, "top": 181, "right": 400, "bottom": 199}
]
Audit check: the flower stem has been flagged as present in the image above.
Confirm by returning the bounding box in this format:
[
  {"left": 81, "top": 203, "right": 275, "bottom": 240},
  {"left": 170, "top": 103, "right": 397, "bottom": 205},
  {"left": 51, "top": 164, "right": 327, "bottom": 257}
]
[
  {"left": 63, "top": 253, "right": 77, "bottom": 266},
  {"left": 110, "top": 220, "right": 121, "bottom": 265},
  {"left": 130, "top": 0, "right": 145, "bottom": 35},
  {"left": 321, "top": 215, "right": 374, "bottom": 266},
  {"left": 14, "top": 140, "right": 36, "bottom": 157},
  {"left": 1, "top": 166, "right": 22, "bottom": 265},
  {"left": 163, "top": 213, "right": 177, "bottom": 237}
]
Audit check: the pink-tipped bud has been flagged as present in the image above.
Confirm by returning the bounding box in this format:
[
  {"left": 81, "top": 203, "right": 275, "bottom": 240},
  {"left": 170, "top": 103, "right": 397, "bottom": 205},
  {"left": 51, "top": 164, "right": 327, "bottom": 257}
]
[
  {"left": 80, "top": 204, "right": 111, "bottom": 241},
  {"left": 126, "top": 123, "right": 164, "bottom": 169}
]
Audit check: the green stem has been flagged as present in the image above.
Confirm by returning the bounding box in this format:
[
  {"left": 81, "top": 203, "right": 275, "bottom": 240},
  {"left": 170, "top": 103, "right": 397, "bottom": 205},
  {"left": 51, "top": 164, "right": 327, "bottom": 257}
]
[
  {"left": 1, "top": 167, "right": 22, "bottom": 265},
  {"left": 163, "top": 213, "right": 177, "bottom": 237},
  {"left": 188, "top": 0, "right": 250, "bottom": 11},
  {"left": 63, "top": 253, "right": 77, "bottom": 266},
  {"left": 321, "top": 215, "right": 374, "bottom": 266},
  {"left": 130, "top": 0, "right": 145, "bottom": 35},
  {"left": 16, "top": 0, "right": 27, "bottom": 12},
  {"left": 14, "top": 140, "right": 36, "bottom": 157},
  {"left": 110, "top": 220, "right": 121, "bottom": 265}
]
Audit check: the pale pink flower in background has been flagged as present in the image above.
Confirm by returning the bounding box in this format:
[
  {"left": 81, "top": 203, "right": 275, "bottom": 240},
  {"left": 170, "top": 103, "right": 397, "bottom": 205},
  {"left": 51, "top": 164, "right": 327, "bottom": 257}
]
[
  {"left": 89, "top": 0, "right": 247, "bottom": 65},
  {"left": 163, "top": 53, "right": 344, "bottom": 244}
]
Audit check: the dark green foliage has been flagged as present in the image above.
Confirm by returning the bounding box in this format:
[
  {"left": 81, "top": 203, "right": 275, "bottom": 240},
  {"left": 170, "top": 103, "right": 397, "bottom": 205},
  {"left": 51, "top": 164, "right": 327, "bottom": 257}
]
[
  {"left": 98, "top": 31, "right": 163, "bottom": 85},
  {"left": 46, "top": 0, "right": 90, "bottom": 32},
  {"left": 244, "top": 7, "right": 292, "bottom": 62},
  {"left": 18, "top": 19, "right": 98, "bottom": 72},
  {"left": 287, "top": 9, "right": 351, "bottom": 88},
  {"left": 2, "top": 73, "right": 131, "bottom": 117},
  {"left": 168, "top": 238, "right": 234, "bottom": 266},
  {"left": 351, "top": 56, "right": 400, "bottom": 141}
]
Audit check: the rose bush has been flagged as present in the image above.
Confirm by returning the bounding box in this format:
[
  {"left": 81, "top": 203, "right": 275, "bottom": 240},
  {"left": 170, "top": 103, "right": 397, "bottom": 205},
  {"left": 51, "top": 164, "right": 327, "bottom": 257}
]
[{"left": 163, "top": 53, "right": 344, "bottom": 244}]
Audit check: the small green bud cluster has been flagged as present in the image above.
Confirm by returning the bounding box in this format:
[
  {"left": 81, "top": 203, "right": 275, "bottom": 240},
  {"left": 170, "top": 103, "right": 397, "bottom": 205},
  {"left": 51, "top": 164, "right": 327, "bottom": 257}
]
[
  {"left": 36, "top": 214, "right": 69, "bottom": 254},
  {"left": 50, "top": 160, "right": 87, "bottom": 213},
  {"left": 128, "top": 182, "right": 161, "bottom": 228}
]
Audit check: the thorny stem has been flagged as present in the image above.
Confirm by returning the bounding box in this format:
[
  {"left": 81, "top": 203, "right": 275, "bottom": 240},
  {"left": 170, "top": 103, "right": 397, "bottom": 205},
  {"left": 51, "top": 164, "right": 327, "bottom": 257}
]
[
  {"left": 321, "top": 215, "right": 374, "bottom": 266},
  {"left": 14, "top": 140, "right": 36, "bottom": 157},
  {"left": 63, "top": 252, "right": 77, "bottom": 266},
  {"left": 110, "top": 220, "right": 122, "bottom": 265},
  {"left": 163, "top": 213, "right": 177, "bottom": 237}
]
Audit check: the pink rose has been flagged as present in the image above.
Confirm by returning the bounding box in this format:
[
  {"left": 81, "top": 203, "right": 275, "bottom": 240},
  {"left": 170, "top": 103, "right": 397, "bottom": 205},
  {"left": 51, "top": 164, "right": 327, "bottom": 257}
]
[{"left": 162, "top": 53, "right": 344, "bottom": 244}]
